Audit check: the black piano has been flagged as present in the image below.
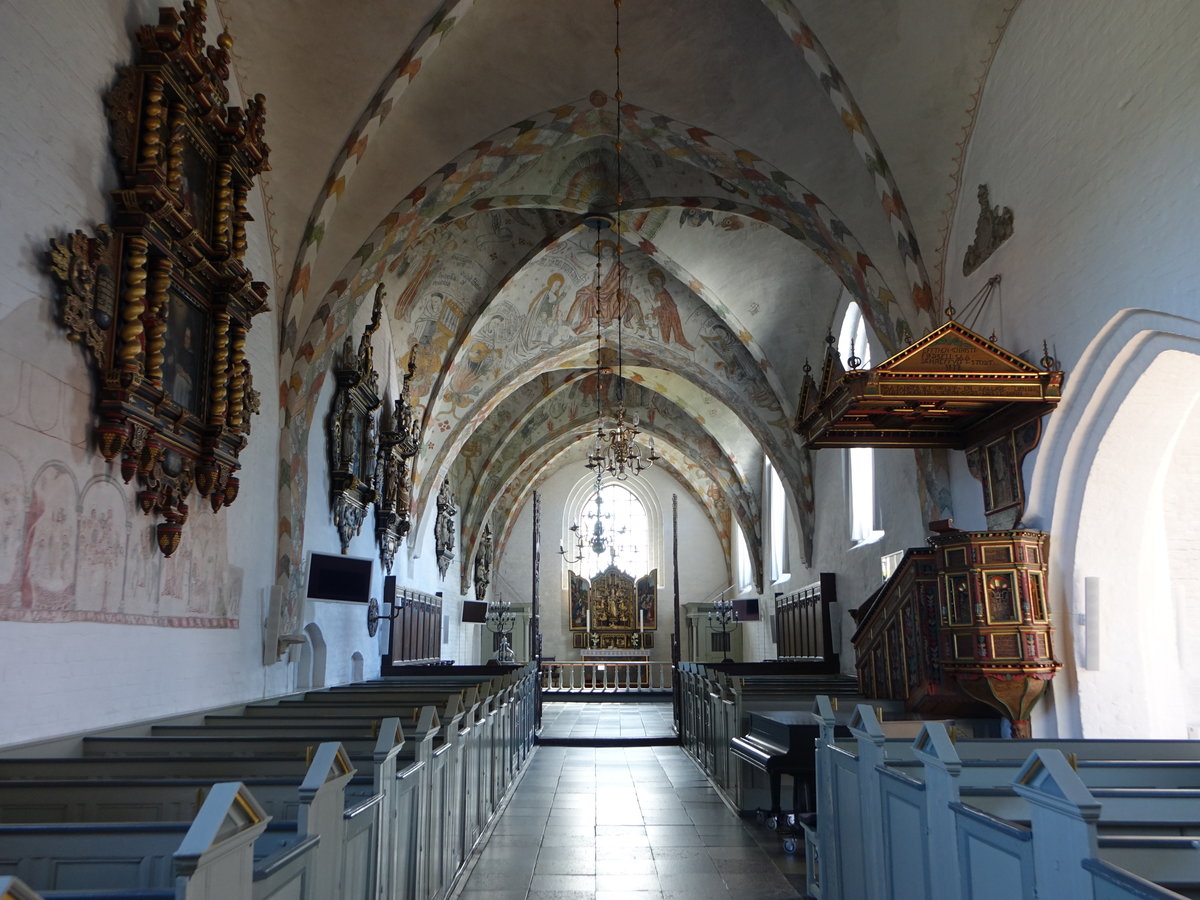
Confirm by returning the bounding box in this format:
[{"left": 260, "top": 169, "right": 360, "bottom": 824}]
[{"left": 730, "top": 709, "right": 840, "bottom": 830}]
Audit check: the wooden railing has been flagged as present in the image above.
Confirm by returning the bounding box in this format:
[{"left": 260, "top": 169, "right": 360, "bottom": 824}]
[
  {"left": 541, "top": 661, "right": 674, "bottom": 692},
  {"left": 776, "top": 572, "right": 838, "bottom": 664}
]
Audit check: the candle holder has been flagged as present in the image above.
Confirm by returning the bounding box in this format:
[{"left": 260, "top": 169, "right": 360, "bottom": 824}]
[
  {"left": 485, "top": 593, "right": 516, "bottom": 663},
  {"left": 708, "top": 597, "right": 740, "bottom": 660}
]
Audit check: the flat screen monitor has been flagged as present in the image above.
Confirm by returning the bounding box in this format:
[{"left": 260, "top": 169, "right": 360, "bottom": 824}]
[
  {"left": 306, "top": 552, "right": 373, "bottom": 603},
  {"left": 461, "top": 600, "right": 489, "bottom": 623},
  {"left": 732, "top": 597, "right": 760, "bottom": 621}
]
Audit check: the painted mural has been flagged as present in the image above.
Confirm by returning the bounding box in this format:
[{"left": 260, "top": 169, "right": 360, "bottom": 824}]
[
  {"left": 410, "top": 226, "right": 802, "bottom": 506},
  {"left": 273, "top": 94, "right": 925, "bottom": 626},
  {"left": 0, "top": 448, "right": 241, "bottom": 628},
  {"left": 461, "top": 374, "right": 754, "bottom": 534}
]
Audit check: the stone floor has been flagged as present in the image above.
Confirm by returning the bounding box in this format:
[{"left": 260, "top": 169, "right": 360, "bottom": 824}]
[
  {"left": 538, "top": 701, "right": 677, "bottom": 741},
  {"left": 451, "top": 743, "right": 804, "bottom": 899}
]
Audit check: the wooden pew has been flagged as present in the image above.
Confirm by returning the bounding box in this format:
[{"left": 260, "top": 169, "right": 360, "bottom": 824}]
[
  {"left": 0, "top": 781, "right": 269, "bottom": 900},
  {"left": 809, "top": 698, "right": 1200, "bottom": 900},
  {"left": 0, "top": 664, "right": 538, "bottom": 900},
  {"left": 0, "top": 876, "right": 46, "bottom": 900}
]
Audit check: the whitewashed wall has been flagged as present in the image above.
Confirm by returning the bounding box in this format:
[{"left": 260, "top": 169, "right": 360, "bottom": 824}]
[{"left": 943, "top": 0, "right": 1200, "bottom": 737}]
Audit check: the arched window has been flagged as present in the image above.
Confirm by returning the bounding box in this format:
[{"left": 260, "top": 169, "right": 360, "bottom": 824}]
[
  {"left": 571, "top": 482, "right": 651, "bottom": 580},
  {"left": 839, "top": 303, "right": 884, "bottom": 545},
  {"left": 768, "top": 462, "right": 790, "bottom": 583},
  {"left": 735, "top": 524, "right": 754, "bottom": 591}
]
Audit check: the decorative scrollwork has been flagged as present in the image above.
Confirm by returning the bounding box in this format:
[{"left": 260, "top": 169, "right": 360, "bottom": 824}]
[
  {"left": 473, "top": 525, "right": 493, "bottom": 603},
  {"left": 45, "top": 1, "right": 269, "bottom": 557},
  {"left": 435, "top": 477, "right": 457, "bottom": 580},
  {"left": 374, "top": 345, "right": 422, "bottom": 572},
  {"left": 330, "top": 285, "right": 384, "bottom": 554}
]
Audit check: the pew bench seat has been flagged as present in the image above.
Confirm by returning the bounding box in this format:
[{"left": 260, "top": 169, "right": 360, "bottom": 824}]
[
  {"left": 1097, "top": 835, "right": 1200, "bottom": 898},
  {"left": 888, "top": 757, "right": 1200, "bottom": 789},
  {"left": 80, "top": 734, "right": 437, "bottom": 758},
  {"left": 0, "top": 774, "right": 376, "bottom": 823},
  {"left": 958, "top": 786, "right": 1200, "bottom": 831}
]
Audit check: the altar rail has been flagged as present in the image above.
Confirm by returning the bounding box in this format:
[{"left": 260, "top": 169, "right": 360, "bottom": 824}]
[
  {"left": 541, "top": 661, "right": 674, "bottom": 692},
  {"left": 0, "top": 664, "right": 537, "bottom": 900},
  {"left": 808, "top": 697, "right": 1200, "bottom": 900}
]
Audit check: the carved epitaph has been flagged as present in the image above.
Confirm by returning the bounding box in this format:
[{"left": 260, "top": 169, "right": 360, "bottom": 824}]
[
  {"left": 329, "top": 286, "right": 383, "bottom": 553},
  {"left": 375, "top": 347, "right": 420, "bottom": 572},
  {"left": 434, "top": 477, "right": 457, "bottom": 580},
  {"left": 47, "top": 1, "right": 269, "bottom": 557},
  {"left": 962, "top": 184, "right": 1014, "bottom": 276},
  {"left": 473, "top": 525, "right": 493, "bottom": 602}
]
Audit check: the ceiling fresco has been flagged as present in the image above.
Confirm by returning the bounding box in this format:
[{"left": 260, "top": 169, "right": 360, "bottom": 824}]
[
  {"left": 449, "top": 374, "right": 759, "bottom": 590},
  {"left": 494, "top": 443, "right": 738, "bottom": 592},
  {"left": 220, "top": 0, "right": 1020, "bottom": 603}
]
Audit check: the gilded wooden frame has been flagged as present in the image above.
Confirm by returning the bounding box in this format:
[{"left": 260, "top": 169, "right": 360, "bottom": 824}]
[{"left": 47, "top": 1, "right": 269, "bottom": 557}]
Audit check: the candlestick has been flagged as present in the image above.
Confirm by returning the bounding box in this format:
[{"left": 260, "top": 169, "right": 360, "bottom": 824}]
[{"left": 639, "top": 608, "right": 644, "bottom": 634}]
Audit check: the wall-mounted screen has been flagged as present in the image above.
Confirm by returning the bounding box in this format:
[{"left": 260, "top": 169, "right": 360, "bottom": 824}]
[
  {"left": 461, "top": 600, "right": 489, "bottom": 623},
  {"left": 306, "top": 552, "right": 373, "bottom": 603},
  {"left": 733, "top": 597, "right": 760, "bottom": 621}
]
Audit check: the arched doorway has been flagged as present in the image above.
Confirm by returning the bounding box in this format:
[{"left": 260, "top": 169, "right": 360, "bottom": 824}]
[{"left": 1071, "top": 349, "right": 1200, "bottom": 737}]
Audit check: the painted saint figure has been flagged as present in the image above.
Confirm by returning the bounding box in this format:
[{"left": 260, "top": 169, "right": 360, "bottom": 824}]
[
  {"left": 566, "top": 242, "right": 643, "bottom": 334},
  {"left": 647, "top": 269, "right": 694, "bottom": 350}
]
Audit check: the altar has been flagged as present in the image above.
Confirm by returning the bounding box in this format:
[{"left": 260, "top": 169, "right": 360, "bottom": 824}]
[{"left": 568, "top": 563, "right": 657, "bottom": 651}]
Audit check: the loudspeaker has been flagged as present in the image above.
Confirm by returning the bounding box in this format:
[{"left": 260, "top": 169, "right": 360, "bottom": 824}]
[
  {"left": 1084, "top": 576, "right": 1100, "bottom": 669},
  {"left": 383, "top": 575, "right": 396, "bottom": 608}
]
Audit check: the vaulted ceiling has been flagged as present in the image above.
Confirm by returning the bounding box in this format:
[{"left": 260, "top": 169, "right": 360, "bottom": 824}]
[{"left": 219, "top": 0, "right": 1018, "bottom": 586}]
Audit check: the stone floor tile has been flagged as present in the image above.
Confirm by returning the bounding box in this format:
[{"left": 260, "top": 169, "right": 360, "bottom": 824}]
[
  {"left": 720, "top": 871, "right": 800, "bottom": 898},
  {"left": 528, "top": 873, "right": 597, "bottom": 893},
  {"left": 653, "top": 854, "right": 718, "bottom": 876},
  {"left": 644, "top": 824, "right": 703, "bottom": 846},
  {"left": 595, "top": 855, "right": 657, "bottom": 875},
  {"left": 595, "top": 842, "right": 654, "bottom": 860},
  {"left": 595, "top": 872, "right": 663, "bottom": 892},
  {"left": 455, "top": 715, "right": 805, "bottom": 900},
  {"left": 706, "top": 844, "right": 770, "bottom": 860}
]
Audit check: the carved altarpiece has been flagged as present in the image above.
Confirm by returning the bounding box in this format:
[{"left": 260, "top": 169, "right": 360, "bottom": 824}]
[
  {"left": 374, "top": 347, "right": 420, "bottom": 572},
  {"left": 328, "top": 286, "right": 383, "bottom": 553},
  {"left": 569, "top": 565, "right": 657, "bottom": 650},
  {"left": 48, "top": 1, "right": 269, "bottom": 557}
]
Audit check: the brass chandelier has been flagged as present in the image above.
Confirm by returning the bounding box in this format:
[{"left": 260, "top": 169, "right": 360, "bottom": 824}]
[
  {"left": 560, "top": 469, "right": 613, "bottom": 563},
  {"left": 584, "top": 0, "right": 659, "bottom": 482}
]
